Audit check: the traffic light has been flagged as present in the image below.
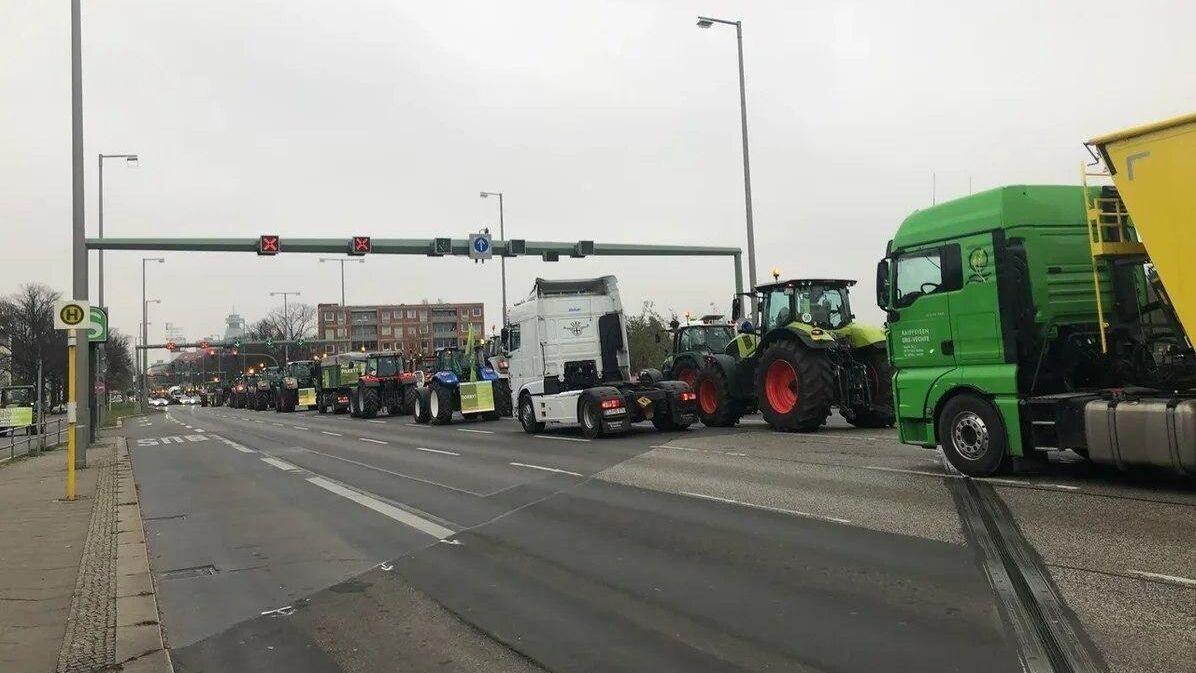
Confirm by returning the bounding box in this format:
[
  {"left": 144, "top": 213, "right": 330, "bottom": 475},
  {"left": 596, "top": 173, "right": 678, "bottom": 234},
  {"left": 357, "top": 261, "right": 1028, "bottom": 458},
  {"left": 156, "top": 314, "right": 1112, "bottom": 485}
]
[
  {"left": 233, "top": 338, "right": 242, "bottom": 349},
  {"left": 295, "top": 336, "right": 305, "bottom": 346},
  {"left": 258, "top": 235, "right": 280, "bottom": 255},
  {"left": 166, "top": 340, "right": 176, "bottom": 352},
  {"left": 265, "top": 337, "right": 274, "bottom": 348},
  {"left": 207, "top": 348, "right": 216, "bottom": 358},
  {"left": 199, "top": 339, "right": 209, "bottom": 349},
  {"left": 231, "top": 347, "right": 239, "bottom": 356},
  {"left": 349, "top": 236, "right": 371, "bottom": 256}
]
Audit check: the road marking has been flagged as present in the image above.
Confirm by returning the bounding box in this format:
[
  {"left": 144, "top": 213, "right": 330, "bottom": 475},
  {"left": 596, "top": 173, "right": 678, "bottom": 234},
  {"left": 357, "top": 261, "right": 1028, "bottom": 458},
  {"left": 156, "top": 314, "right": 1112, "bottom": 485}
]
[
  {"left": 300, "top": 448, "right": 489, "bottom": 496},
  {"left": 194, "top": 429, "right": 205, "bottom": 433},
  {"left": 321, "top": 431, "right": 343, "bottom": 437},
  {"left": 184, "top": 425, "right": 193, "bottom": 429},
  {"left": 1125, "top": 570, "right": 1196, "bottom": 588},
  {"left": 253, "top": 420, "right": 264, "bottom": 424},
  {"left": 305, "top": 476, "right": 455, "bottom": 539},
  {"left": 680, "top": 491, "right": 852, "bottom": 524},
  {"left": 230, "top": 444, "right": 255, "bottom": 454},
  {"left": 416, "top": 447, "right": 460, "bottom": 456},
  {"left": 271, "top": 422, "right": 284, "bottom": 426},
  {"left": 360, "top": 437, "right": 388, "bottom": 445},
  {"left": 457, "top": 428, "right": 494, "bottom": 434},
  {"left": 535, "top": 434, "right": 590, "bottom": 443},
  {"left": 725, "top": 451, "right": 748, "bottom": 456},
  {"left": 653, "top": 444, "right": 701, "bottom": 452},
  {"left": 366, "top": 420, "right": 385, "bottom": 424},
  {"left": 292, "top": 426, "right": 309, "bottom": 430},
  {"left": 983, "top": 477, "right": 1082, "bottom": 492},
  {"left": 509, "top": 462, "right": 583, "bottom": 477},
  {"left": 261, "top": 457, "right": 300, "bottom": 471}
]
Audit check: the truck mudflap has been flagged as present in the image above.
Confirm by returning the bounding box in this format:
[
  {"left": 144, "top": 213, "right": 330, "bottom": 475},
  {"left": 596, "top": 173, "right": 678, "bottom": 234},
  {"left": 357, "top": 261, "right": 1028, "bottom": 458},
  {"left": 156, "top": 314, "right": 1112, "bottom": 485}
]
[{"left": 1084, "top": 398, "right": 1196, "bottom": 474}]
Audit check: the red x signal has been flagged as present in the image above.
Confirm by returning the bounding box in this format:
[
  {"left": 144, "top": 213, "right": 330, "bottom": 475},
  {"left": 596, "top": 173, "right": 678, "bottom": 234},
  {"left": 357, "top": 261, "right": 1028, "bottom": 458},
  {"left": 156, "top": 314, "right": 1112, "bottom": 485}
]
[
  {"left": 166, "top": 341, "right": 176, "bottom": 352},
  {"left": 349, "top": 236, "right": 371, "bottom": 255},
  {"left": 258, "top": 235, "right": 280, "bottom": 255},
  {"left": 199, "top": 339, "right": 209, "bottom": 349}
]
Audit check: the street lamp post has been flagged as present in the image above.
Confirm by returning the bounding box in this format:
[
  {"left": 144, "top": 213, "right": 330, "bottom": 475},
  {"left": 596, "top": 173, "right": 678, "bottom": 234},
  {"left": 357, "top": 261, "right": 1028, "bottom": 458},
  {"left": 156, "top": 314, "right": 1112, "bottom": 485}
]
[
  {"left": 480, "top": 191, "right": 507, "bottom": 324},
  {"left": 140, "top": 257, "right": 164, "bottom": 408},
  {"left": 697, "top": 15, "right": 758, "bottom": 318},
  {"left": 97, "top": 153, "right": 138, "bottom": 308},
  {"left": 319, "top": 258, "right": 363, "bottom": 306},
  {"left": 269, "top": 291, "right": 301, "bottom": 363}
]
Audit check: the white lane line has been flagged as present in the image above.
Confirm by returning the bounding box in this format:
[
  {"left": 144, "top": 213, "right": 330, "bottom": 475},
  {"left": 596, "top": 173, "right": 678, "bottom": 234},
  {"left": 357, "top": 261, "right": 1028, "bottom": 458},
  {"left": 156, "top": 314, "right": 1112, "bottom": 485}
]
[
  {"left": 680, "top": 491, "right": 852, "bottom": 525},
  {"left": 292, "top": 426, "right": 309, "bottom": 430},
  {"left": 360, "top": 437, "right": 388, "bottom": 445},
  {"left": 416, "top": 447, "right": 460, "bottom": 456},
  {"left": 366, "top": 420, "right": 385, "bottom": 424},
  {"left": 983, "top": 477, "right": 1082, "bottom": 492},
  {"left": 509, "top": 462, "right": 583, "bottom": 477},
  {"left": 261, "top": 457, "right": 300, "bottom": 471},
  {"left": 457, "top": 428, "right": 494, "bottom": 434},
  {"left": 194, "top": 429, "right": 205, "bottom": 433},
  {"left": 184, "top": 425, "right": 193, "bottom": 429},
  {"left": 271, "top": 422, "right": 284, "bottom": 426},
  {"left": 305, "top": 476, "right": 455, "bottom": 539},
  {"left": 299, "top": 448, "right": 486, "bottom": 496},
  {"left": 535, "top": 434, "right": 590, "bottom": 443},
  {"left": 725, "top": 452, "right": 747, "bottom": 457},
  {"left": 321, "top": 431, "right": 343, "bottom": 437},
  {"left": 230, "top": 444, "right": 256, "bottom": 454},
  {"left": 653, "top": 445, "right": 702, "bottom": 452},
  {"left": 1125, "top": 570, "right": 1196, "bottom": 588},
  {"left": 253, "top": 420, "right": 264, "bottom": 424}
]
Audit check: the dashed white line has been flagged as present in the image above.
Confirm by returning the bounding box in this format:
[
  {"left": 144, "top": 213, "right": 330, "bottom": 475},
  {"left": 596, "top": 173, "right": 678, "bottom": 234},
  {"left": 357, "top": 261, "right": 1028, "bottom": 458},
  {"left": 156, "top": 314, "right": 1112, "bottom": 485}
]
[
  {"left": 253, "top": 420, "right": 264, "bottom": 424},
  {"left": 271, "top": 422, "right": 284, "bottom": 427},
  {"left": 305, "top": 476, "right": 456, "bottom": 539},
  {"left": 653, "top": 445, "right": 702, "bottom": 452},
  {"left": 680, "top": 491, "right": 852, "bottom": 524},
  {"left": 1125, "top": 570, "right": 1196, "bottom": 588},
  {"left": 261, "top": 457, "right": 300, "bottom": 471},
  {"left": 229, "top": 443, "right": 255, "bottom": 454},
  {"left": 292, "top": 426, "right": 309, "bottom": 431},
  {"left": 535, "top": 434, "right": 590, "bottom": 443},
  {"left": 509, "top": 462, "right": 583, "bottom": 477},
  {"left": 457, "top": 428, "right": 494, "bottom": 435},
  {"left": 360, "top": 437, "right": 388, "bottom": 445},
  {"left": 415, "top": 447, "right": 460, "bottom": 456},
  {"left": 321, "top": 431, "right": 343, "bottom": 437},
  {"left": 366, "top": 420, "right": 385, "bottom": 424},
  {"left": 193, "top": 429, "right": 205, "bottom": 433}
]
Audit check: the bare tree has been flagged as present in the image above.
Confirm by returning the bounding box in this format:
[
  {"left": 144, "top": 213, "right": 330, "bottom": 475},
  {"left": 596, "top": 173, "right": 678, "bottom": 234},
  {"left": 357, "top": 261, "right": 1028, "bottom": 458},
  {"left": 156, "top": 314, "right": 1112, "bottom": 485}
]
[{"left": 0, "top": 284, "right": 67, "bottom": 404}]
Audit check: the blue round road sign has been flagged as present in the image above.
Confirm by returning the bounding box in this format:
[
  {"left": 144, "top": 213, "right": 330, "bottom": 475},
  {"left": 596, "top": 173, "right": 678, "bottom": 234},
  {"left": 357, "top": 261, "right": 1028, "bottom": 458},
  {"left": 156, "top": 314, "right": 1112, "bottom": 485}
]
[{"left": 473, "top": 237, "right": 490, "bottom": 253}]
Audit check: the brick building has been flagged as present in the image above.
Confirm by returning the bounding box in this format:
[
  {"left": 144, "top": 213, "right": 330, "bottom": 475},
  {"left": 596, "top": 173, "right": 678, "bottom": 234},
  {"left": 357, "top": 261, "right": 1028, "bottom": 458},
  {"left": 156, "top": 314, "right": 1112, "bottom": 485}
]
[{"left": 317, "top": 301, "right": 486, "bottom": 356}]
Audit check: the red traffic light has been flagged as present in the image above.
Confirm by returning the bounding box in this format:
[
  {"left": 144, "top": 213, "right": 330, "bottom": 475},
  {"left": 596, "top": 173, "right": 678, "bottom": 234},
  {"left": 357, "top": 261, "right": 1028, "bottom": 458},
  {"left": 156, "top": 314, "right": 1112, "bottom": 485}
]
[
  {"left": 207, "top": 348, "right": 216, "bottom": 358},
  {"left": 258, "top": 235, "right": 280, "bottom": 255},
  {"left": 349, "top": 236, "right": 371, "bottom": 255},
  {"left": 166, "top": 340, "right": 176, "bottom": 352}
]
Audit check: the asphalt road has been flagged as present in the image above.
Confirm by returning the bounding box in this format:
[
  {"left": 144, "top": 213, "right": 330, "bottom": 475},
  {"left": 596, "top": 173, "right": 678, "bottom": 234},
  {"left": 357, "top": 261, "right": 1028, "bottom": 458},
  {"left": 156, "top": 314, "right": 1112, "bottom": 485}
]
[{"left": 122, "top": 404, "right": 1194, "bottom": 673}]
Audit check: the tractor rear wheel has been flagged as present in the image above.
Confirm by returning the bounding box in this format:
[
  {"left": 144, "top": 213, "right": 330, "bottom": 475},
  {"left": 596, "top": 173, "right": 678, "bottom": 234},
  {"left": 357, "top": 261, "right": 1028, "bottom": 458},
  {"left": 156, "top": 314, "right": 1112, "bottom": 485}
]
[
  {"left": 413, "top": 387, "right": 431, "bottom": 424},
  {"left": 493, "top": 379, "right": 513, "bottom": 417},
  {"left": 673, "top": 360, "right": 699, "bottom": 388},
  {"left": 693, "top": 365, "right": 744, "bottom": 427},
  {"left": 361, "top": 388, "right": 381, "bottom": 419},
  {"left": 349, "top": 389, "right": 361, "bottom": 418},
  {"left": 317, "top": 394, "right": 328, "bottom": 414},
  {"left": 755, "top": 340, "right": 833, "bottom": 432},
  {"left": 401, "top": 386, "right": 419, "bottom": 415},
  {"left": 846, "top": 346, "right": 895, "bottom": 428},
  {"left": 429, "top": 384, "right": 454, "bottom": 425}
]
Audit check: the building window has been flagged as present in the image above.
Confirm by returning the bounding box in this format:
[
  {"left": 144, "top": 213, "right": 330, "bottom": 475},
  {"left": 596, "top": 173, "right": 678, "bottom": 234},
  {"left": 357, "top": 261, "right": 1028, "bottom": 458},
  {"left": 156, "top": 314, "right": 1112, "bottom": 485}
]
[
  {"left": 323, "top": 311, "right": 335, "bottom": 322},
  {"left": 406, "top": 310, "right": 416, "bottom": 319},
  {"left": 471, "top": 307, "right": 482, "bottom": 317},
  {"left": 338, "top": 314, "right": 346, "bottom": 324},
  {"left": 420, "top": 325, "right": 429, "bottom": 334},
  {"left": 336, "top": 328, "right": 346, "bottom": 338}
]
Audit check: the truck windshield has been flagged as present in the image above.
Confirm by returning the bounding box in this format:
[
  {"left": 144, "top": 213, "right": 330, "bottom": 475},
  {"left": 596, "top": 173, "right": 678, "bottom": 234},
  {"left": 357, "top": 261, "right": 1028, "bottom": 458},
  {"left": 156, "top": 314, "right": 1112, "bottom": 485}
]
[{"left": 678, "top": 326, "right": 735, "bottom": 353}]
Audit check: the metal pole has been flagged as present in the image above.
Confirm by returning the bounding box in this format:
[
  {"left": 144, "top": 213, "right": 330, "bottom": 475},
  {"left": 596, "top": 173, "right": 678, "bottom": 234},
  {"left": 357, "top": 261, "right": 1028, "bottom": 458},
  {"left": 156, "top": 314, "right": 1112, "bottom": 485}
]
[
  {"left": 98, "top": 155, "right": 104, "bottom": 308},
  {"left": 66, "top": 334, "right": 77, "bottom": 500},
  {"left": 141, "top": 261, "right": 148, "bottom": 407},
  {"left": 499, "top": 193, "right": 507, "bottom": 325},
  {"left": 36, "top": 359, "right": 43, "bottom": 453},
  {"left": 283, "top": 293, "right": 289, "bottom": 363},
  {"left": 341, "top": 262, "right": 346, "bottom": 306},
  {"left": 71, "top": 0, "right": 89, "bottom": 467},
  {"left": 733, "top": 21, "right": 758, "bottom": 312}
]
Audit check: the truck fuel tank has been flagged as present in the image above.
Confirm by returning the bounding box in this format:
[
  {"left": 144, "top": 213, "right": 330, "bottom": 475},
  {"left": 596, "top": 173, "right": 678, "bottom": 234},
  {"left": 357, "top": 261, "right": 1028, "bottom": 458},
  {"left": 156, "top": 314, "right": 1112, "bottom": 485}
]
[{"left": 1084, "top": 398, "right": 1196, "bottom": 474}]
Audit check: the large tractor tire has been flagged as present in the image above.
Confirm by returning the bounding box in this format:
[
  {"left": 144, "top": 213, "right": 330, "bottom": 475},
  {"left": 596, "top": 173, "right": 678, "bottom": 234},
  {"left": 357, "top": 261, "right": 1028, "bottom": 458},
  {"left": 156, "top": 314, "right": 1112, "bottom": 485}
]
[
  {"left": 693, "top": 364, "right": 745, "bottom": 427},
  {"left": 317, "top": 393, "right": 328, "bottom": 414},
  {"left": 413, "top": 387, "right": 432, "bottom": 424},
  {"left": 755, "top": 340, "right": 833, "bottom": 432},
  {"left": 349, "top": 389, "right": 362, "bottom": 418},
  {"left": 256, "top": 391, "right": 270, "bottom": 412},
  {"left": 401, "top": 385, "right": 419, "bottom": 415},
  {"left": 519, "top": 394, "right": 545, "bottom": 434},
  {"left": 429, "top": 384, "right": 455, "bottom": 425},
  {"left": 493, "top": 378, "right": 513, "bottom": 417},
  {"left": 937, "top": 393, "right": 1009, "bottom": 477},
  {"left": 360, "top": 388, "right": 381, "bottom": 419},
  {"left": 672, "top": 358, "right": 700, "bottom": 388},
  {"left": 846, "top": 346, "right": 895, "bottom": 428}
]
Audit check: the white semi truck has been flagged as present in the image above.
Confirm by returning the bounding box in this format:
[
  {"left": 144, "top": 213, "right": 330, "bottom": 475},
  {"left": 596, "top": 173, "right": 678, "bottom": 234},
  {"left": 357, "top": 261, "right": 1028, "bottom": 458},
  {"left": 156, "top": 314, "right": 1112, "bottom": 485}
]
[{"left": 503, "top": 276, "right": 698, "bottom": 438}]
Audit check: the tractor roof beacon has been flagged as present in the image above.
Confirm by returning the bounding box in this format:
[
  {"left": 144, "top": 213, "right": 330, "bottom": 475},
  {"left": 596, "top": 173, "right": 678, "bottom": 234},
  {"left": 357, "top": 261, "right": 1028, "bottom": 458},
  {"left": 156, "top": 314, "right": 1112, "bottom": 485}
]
[{"left": 504, "top": 276, "right": 698, "bottom": 438}]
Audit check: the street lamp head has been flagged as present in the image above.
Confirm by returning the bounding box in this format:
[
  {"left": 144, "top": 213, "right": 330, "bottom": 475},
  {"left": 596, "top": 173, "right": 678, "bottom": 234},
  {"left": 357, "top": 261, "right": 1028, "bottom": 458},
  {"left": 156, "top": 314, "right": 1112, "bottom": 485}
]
[
  {"left": 480, "top": 192, "right": 489, "bottom": 199},
  {"left": 696, "top": 17, "right": 714, "bottom": 28},
  {"left": 126, "top": 155, "right": 139, "bottom": 164}
]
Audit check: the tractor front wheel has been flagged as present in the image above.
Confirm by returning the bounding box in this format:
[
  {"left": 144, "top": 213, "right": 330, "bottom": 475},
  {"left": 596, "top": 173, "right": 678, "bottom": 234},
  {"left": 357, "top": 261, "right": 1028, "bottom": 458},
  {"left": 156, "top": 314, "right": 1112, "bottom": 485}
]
[
  {"left": 755, "top": 340, "right": 833, "bottom": 432},
  {"left": 413, "top": 387, "right": 432, "bottom": 424},
  {"left": 693, "top": 365, "right": 744, "bottom": 427}
]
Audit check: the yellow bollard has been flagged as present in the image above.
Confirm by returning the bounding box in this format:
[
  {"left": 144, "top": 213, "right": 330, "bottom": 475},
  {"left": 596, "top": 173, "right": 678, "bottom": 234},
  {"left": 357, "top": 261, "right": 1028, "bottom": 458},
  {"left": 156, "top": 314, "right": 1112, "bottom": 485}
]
[{"left": 66, "top": 334, "right": 76, "bottom": 501}]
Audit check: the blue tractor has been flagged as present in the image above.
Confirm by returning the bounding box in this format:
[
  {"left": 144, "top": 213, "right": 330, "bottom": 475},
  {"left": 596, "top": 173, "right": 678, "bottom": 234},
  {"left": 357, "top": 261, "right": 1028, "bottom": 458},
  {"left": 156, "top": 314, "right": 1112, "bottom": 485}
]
[{"left": 413, "top": 345, "right": 504, "bottom": 425}]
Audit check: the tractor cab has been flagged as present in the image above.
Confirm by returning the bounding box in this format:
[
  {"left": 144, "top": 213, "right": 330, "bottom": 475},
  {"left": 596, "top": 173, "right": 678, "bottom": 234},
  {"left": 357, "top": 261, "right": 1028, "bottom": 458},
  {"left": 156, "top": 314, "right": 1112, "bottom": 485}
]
[
  {"left": 659, "top": 316, "right": 737, "bottom": 385},
  {"left": 753, "top": 279, "right": 855, "bottom": 333}
]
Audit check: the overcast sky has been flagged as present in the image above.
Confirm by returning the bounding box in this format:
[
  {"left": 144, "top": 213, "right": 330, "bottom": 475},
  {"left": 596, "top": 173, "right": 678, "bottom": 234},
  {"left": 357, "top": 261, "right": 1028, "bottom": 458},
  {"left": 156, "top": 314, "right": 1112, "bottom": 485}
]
[{"left": 2, "top": 0, "right": 1193, "bottom": 347}]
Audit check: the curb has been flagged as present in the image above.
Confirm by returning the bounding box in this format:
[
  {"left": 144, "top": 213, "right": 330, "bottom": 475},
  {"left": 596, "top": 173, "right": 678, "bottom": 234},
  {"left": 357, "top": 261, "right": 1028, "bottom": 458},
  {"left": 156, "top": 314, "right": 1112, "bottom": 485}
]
[{"left": 114, "top": 438, "right": 174, "bottom": 673}]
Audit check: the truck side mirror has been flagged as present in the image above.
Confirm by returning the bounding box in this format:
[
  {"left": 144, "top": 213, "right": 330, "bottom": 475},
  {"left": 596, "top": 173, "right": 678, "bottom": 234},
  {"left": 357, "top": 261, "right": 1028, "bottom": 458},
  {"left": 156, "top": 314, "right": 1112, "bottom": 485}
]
[
  {"left": 875, "top": 259, "right": 890, "bottom": 309},
  {"left": 500, "top": 327, "right": 510, "bottom": 349}
]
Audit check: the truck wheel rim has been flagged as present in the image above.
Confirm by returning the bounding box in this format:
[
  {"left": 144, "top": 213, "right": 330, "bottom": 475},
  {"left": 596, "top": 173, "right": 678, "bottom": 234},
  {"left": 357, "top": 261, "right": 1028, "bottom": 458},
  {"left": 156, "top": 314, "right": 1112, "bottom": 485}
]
[
  {"left": 951, "top": 412, "right": 989, "bottom": 460},
  {"left": 583, "top": 405, "right": 594, "bottom": 428},
  {"left": 764, "top": 359, "right": 798, "bottom": 413},
  {"left": 678, "top": 368, "right": 697, "bottom": 386},
  {"left": 699, "top": 379, "right": 719, "bottom": 415}
]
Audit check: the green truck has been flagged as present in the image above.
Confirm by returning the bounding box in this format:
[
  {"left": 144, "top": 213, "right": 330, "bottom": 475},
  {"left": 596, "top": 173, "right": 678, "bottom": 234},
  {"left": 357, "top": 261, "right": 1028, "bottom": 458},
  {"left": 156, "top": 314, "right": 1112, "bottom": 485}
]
[
  {"left": 876, "top": 184, "right": 1195, "bottom": 476},
  {"left": 317, "top": 354, "right": 367, "bottom": 414}
]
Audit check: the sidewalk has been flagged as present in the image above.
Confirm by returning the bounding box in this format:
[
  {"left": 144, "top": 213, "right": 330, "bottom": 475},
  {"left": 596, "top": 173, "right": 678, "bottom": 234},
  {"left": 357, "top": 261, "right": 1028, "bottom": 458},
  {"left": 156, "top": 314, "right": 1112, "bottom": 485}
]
[{"left": 0, "top": 437, "right": 171, "bottom": 673}]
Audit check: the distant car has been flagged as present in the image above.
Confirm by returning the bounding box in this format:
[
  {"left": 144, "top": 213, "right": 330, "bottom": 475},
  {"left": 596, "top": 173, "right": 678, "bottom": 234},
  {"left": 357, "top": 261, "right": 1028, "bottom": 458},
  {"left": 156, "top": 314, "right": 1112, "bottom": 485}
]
[
  {"left": 181, "top": 395, "right": 200, "bottom": 405},
  {"left": 149, "top": 398, "right": 169, "bottom": 408}
]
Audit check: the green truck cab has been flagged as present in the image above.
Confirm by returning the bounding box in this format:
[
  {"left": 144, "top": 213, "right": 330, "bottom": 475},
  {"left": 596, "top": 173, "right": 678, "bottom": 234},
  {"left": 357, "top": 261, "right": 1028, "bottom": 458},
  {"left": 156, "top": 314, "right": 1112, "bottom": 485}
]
[{"left": 875, "top": 185, "right": 1194, "bottom": 476}]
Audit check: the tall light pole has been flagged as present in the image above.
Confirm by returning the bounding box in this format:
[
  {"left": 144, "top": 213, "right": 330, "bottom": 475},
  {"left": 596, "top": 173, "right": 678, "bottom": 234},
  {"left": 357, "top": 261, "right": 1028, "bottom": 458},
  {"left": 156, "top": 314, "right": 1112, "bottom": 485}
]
[
  {"left": 697, "top": 16, "right": 758, "bottom": 318},
  {"left": 71, "top": 0, "right": 89, "bottom": 469},
  {"left": 480, "top": 191, "right": 507, "bottom": 324},
  {"left": 97, "top": 153, "right": 138, "bottom": 308},
  {"left": 319, "top": 258, "right": 363, "bottom": 306},
  {"left": 141, "top": 258, "right": 164, "bottom": 407},
  {"left": 270, "top": 291, "right": 301, "bottom": 363}
]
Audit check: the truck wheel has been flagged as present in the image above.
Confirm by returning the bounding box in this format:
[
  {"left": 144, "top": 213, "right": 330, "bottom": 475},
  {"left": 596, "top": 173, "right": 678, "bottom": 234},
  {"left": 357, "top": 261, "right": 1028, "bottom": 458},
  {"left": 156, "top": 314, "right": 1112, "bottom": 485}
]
[
  {"left": 938, "top": 394, "right": 1009, "bottom": 477},
  {"left": 519, "top": 395, "right": 545, "bottom": 434},
  {"left": 361, "top": 388, "right": 381, "bottom": 419},
  {"left": 755, "top": 340, "right": 832, "bottom": 432},
  {"left": 651, "top": 413, "right": 688, "bottom": 432},
  {"left": 694, "top": 365, "right": 744, "bottom": 427},
  {"left": 846, "top": 347, "right": 895, "bottom": 428},
  {"left": 493, "top": 379, "right": 513, "bottom": 417},
  {"left": 401, "top": 385, "right": 419, "bottom": 415},
  {"left": 413, "top": 387, "right": 431, "bottom": 424},
  {"left": 430, "top": 384, "right": 454, "bottom": 425},
  {"left": 579, "top": 398, "right": 605, "bottom": 439}
]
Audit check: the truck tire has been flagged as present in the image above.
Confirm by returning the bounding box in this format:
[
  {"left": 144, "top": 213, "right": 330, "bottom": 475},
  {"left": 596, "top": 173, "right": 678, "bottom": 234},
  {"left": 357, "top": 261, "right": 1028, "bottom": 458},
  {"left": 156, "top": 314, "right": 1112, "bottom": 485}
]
[
  {"left": 413, "top": 387, "right": 431, "bottom": 424},
  {"left": 638, "top": 368, "right": 664, "bottom": 384},
  {"left": 845, "top": 347, "right": 895, "bottom": 428},
  {"left": 519, "top": 394, "right": 545, "bottom": 434},
  {"left": 938, "top": 394, "right": 1009, "bottom": 477},
  {"left": 274, "top": 392, "right": 283, "bottom": 413},
  {"left": 429, "top": 384, "right": 454, "bottom": 425},
  {"left": 755, "top": 340, "right": 833, "bottom": 432},
  {"left": 579, "top": 397, "right": 605, "bottom": 439},
  {"left": 257, "top": 391, "right": 270, "bottom": 412},
  {"left": 694, "top": 364, "right": 744, "bottom": 427},
  {"left": 401, "top": 385, "right": 419, "bottom": 415},
  {"left": 361, "top": 388, "right": 381, "bottom": 419},
  {"left": 493, "top": 379, "right": 513, "bottom": 417},
  {"left": 650, "top": 382, "right": 692, "bottom": 432}
]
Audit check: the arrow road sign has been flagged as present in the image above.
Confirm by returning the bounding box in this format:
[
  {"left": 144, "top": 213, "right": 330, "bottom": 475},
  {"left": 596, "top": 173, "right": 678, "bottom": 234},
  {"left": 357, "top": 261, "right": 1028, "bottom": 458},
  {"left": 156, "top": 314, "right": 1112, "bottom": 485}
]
[{"left": 469, "top": 233, "right": 492, "bottom": 261}]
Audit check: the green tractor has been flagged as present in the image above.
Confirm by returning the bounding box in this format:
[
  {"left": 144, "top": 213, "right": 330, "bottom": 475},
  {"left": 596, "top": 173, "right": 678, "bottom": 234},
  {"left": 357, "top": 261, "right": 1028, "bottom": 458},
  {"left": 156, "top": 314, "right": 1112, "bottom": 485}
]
[
  {"left": 228, "top": 376, "right": 251, "bottom": 408},
  {"left": 275, "top": 360, "right": 319, "bottom": 413},
  {"left": 251, "top": 366, "right": 281, "bottom": 411},
  {"left": 693, "top": 278, "right": 894, "bottom": 431},
  {"left": 656, "top": 315, "right": 738, "bottom": 387}
]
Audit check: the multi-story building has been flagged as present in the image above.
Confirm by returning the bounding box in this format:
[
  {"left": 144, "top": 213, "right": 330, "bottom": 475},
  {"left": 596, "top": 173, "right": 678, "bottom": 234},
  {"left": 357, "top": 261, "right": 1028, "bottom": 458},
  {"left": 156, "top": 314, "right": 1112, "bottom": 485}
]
[{"left": 316, "top": 301, "right": 485, "bottom": 356}]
